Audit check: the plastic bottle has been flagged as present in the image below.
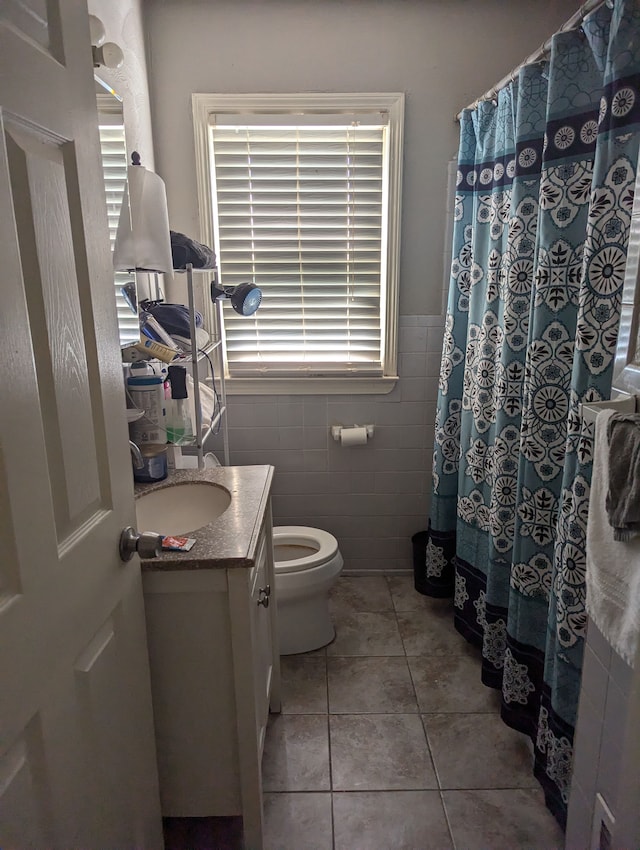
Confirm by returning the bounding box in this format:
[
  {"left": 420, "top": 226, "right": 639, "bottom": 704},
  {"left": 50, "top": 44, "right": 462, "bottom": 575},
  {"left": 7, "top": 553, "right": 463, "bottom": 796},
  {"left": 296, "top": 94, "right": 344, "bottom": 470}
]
[
  {"left": 166, "top": 365, "right": 194, "bottom": 445},
  {"left": 127, "top": 361, "right": 166, "bottom": 444}
]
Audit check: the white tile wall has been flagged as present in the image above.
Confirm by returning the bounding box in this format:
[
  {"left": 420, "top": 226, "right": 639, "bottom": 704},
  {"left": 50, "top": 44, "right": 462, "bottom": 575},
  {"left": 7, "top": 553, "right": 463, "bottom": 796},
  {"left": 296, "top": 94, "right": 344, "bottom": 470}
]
[
  {"left": 207, "top": 314, "right": 445, "bottom": 572},
  {"left": 566, "top": 618, "right": 634, "bottom": 847}
]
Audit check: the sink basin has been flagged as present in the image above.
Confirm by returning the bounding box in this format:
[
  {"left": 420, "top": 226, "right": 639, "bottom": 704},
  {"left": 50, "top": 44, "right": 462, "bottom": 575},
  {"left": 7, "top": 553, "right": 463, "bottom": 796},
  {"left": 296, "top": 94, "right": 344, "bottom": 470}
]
[{"left": 136, "top": 482, "right": 231, "bottom": 536}]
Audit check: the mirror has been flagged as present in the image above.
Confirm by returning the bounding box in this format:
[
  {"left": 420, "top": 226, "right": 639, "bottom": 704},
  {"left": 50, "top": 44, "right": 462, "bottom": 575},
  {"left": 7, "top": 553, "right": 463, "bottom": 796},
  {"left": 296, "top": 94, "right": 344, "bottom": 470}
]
[{"left": 95, "top": 74, "right": 138, "bottom": 345}]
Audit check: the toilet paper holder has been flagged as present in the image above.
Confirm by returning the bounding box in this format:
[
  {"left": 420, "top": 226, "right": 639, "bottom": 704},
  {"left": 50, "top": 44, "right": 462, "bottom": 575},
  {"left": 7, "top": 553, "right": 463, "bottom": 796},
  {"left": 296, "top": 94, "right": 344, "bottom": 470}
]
[{"left": 331, "top": 424, "right": 375, "bottom": 442}]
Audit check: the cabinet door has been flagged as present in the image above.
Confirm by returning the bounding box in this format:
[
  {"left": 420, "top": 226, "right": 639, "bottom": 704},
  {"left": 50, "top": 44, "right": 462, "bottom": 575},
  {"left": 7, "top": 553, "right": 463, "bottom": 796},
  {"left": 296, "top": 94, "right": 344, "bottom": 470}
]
[{"left": 250, "top": 530, "right": 273, "bottom": 753}]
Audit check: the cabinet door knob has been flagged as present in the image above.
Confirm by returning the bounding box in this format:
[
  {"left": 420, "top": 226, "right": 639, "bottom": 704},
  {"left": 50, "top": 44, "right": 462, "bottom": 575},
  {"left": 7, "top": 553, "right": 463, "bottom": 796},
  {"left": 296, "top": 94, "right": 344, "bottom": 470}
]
[{"left": 257, "top": 595, "right": 270, "bottom": 608}]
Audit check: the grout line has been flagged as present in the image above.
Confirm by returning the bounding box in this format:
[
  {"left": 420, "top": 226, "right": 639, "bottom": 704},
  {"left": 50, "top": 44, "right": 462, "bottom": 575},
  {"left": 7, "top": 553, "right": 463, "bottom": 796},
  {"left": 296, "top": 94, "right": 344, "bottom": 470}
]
[
  {"left": 439, "top": 788, "right": 458, "bottom": 850},
  {"left": 325, "top": 652, "right": 336, "bottom": 850}
]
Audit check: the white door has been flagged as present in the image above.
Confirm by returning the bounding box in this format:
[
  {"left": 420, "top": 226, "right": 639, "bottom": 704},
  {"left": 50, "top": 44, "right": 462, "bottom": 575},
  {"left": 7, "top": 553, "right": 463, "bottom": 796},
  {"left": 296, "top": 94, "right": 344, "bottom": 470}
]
[{"left": 0, "top": 3, "right": 163, "bottom": 848}]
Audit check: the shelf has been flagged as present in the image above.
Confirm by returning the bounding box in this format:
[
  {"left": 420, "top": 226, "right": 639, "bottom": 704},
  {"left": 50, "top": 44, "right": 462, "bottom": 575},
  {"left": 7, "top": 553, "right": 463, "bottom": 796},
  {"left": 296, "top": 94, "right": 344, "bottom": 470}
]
[
  {"left": 184, "top": 264, "right": 230, "bottom": 468},
  {"left": 174, "top": 338, "right": 223, "bottom": 364}
]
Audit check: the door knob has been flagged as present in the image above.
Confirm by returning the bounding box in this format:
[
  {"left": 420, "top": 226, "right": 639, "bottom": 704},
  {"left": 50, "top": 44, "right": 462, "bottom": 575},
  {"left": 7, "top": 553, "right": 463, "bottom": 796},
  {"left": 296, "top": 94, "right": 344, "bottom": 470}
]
[{"left": 119, "top": 526, "right": 162, "bottom": 561}]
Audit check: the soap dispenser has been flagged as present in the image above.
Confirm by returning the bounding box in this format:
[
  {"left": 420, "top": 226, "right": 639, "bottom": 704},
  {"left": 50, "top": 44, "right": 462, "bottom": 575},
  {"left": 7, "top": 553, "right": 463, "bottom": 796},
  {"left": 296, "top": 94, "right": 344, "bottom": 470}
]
[{"left": 166, "top": 365, "right": 194, "bottom": 445}]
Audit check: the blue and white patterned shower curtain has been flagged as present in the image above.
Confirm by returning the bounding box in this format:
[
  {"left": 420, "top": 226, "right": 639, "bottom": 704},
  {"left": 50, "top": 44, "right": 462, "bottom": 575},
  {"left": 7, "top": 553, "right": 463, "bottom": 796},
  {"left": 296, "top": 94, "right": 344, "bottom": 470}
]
[{"left": 424, "top": 0, "right": 640, "bottom": 826}]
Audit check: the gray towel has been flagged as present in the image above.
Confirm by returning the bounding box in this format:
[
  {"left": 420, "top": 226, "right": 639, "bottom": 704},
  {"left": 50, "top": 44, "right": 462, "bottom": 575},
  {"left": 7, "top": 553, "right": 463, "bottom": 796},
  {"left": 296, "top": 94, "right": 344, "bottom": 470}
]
[{"left": 606, "top": 413, "right": 640, "bottom": 541}]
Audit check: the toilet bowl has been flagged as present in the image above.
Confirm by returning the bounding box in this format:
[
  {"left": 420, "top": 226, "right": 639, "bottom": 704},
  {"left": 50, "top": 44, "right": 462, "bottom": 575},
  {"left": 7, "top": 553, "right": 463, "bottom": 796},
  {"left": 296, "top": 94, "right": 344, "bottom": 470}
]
[{"left": 273, "top": 526, "right": 344, "bottom": 655}]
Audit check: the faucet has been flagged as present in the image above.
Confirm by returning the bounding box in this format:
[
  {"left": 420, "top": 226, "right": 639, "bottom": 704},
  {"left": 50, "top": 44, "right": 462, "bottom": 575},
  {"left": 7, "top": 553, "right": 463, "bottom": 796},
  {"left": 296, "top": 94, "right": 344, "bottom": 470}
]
[{"left": 129, "top": 440, "right": 144, "bottom": 470}]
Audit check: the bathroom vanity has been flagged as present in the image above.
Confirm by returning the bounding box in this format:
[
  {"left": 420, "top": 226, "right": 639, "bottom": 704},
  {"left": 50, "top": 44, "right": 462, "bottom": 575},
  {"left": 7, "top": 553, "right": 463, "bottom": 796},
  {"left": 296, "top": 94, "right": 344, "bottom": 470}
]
[{"left": 137, "top": 465, "right": 280, "bottom": 850}]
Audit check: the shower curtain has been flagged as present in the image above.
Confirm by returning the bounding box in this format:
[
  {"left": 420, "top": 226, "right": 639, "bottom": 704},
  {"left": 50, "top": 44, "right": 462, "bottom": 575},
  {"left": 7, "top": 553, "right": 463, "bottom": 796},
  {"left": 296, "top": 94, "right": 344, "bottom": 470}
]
[{"left": 424, "top": 0, "right": 640, "bottom": 827}]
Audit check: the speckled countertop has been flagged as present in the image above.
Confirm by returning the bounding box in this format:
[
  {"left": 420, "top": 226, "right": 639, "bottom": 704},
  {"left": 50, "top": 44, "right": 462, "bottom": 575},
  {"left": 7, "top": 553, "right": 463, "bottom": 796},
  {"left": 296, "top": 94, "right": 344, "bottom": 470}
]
[{"left": 135, "top": 465, "right": 273, "bottom": 571}]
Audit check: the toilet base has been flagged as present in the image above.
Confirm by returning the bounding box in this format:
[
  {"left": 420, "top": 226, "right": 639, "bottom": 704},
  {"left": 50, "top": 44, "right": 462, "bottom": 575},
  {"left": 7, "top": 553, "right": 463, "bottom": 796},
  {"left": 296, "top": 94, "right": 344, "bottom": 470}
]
[{"left": 277, "top": 594, "right": 335, "bottom": 655}]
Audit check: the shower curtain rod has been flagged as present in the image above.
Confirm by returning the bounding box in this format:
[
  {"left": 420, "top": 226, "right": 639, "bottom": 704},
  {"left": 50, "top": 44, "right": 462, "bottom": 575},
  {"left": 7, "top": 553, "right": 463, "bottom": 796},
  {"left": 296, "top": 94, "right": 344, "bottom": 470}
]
[{"left": 455, "top": 0, "right": 610, "bottom": 121}]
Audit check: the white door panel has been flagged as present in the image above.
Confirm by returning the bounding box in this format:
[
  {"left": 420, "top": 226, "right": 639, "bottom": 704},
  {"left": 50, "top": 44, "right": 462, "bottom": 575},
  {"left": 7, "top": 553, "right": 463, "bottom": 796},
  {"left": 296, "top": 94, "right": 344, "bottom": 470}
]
[{"left": 0, "top": 2, "right": 162, "bottom": 847}]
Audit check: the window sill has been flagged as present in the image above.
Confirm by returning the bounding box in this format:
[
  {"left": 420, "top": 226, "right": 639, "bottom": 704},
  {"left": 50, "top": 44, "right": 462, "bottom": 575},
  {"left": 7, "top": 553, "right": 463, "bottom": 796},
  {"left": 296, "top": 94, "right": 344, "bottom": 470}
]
[{"left": 220, "top": 376, "right": 399, "bottom": 396}]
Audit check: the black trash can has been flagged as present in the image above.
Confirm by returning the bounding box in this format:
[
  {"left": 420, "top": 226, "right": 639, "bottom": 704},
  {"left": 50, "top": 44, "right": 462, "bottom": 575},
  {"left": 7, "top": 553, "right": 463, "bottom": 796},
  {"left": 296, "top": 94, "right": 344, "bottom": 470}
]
[{"left": 412, "top": 530, "right": 429, "bottom": 595}]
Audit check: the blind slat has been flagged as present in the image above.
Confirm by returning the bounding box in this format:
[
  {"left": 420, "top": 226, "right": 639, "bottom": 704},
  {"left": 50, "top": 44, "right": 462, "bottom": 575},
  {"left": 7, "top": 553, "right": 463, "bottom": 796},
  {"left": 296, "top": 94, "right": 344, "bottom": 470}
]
[
  {"left": 99, "top": 123, "right": 138, "bottom": 345},
  {"left": 211, "top": 121, "right": 388, "bottom": 374}
]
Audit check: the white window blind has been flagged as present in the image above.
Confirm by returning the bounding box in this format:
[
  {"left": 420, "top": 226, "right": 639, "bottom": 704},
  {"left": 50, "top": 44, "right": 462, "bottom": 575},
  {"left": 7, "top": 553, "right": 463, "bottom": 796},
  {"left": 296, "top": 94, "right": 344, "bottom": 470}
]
[
  {"left": 98, "top": 123, "right": 138, "bottom": 344},
  {"left": 210, "top": 120, "right": 388, "bottom": 377}
]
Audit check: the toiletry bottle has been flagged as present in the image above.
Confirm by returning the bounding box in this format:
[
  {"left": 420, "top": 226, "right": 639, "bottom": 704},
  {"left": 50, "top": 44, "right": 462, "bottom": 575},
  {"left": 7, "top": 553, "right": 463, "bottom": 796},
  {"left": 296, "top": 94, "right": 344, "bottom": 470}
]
[
  {"left": 127, "top": 361, "right": 166, "bottom": 444},
  {"left": 166, "top": 365, "right": 194, "bottom": 445}
]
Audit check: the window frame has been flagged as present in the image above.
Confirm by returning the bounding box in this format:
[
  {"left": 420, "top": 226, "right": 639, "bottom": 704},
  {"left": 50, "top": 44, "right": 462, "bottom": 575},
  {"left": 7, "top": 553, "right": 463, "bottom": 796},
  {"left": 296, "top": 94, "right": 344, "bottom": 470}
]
[{"left": 192, "top": 92, "right": 404, "bottom": 395}]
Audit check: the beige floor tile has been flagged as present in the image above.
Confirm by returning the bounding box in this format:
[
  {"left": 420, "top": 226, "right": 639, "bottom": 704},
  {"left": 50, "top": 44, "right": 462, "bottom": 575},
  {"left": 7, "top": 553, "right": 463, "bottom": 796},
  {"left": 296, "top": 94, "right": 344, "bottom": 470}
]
[
  {"left": 280, "top": 656, "right": 328, "bottom": 714},
  {"left": 408, "top": 653, "right": 501, "bottom": 713},
  {"left": 387, "top": 574, "right": 436, "bottom": 612},
  {"left": 328, "top": 657, "right": 418, "bottom": 713},
  {"left": 333, "top": 790, "right": 453, "bottom": 850},
  {"left": 262, "top": 715, "right": 330, "bottom": 792},
  {"left": 330, "top": 576, "right": 394, "bottom": 614},
  {"left": 423, "top": 713, "right": 537, "bottom": 790},
  {"left": 330, "top": 714, "right": 437, "bottom": 791},
  {"left": 263, "top": 793, "right": 332, "bottom": 850},
  {"left": 327, "top": 611, "right": 405, "bottom": 656},
  {"left": 398, "top": 608, "right": 470, "bottom": 656},
  {"left": 442, "top": 789, "right": 564, "bottom": 850}
]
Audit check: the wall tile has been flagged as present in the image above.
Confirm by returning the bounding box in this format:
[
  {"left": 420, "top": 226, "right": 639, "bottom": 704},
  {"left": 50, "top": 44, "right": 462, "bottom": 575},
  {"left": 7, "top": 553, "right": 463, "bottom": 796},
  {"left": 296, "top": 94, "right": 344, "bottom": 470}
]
[
  {"left": 304, "top": 427, "right": 328, "bottom": 450},
  {"left": 380, "top": 401, "right": 429, "bottom": 426},
  {"left": 424, "top": 376, "right": 440, "bottom": 401},
  {"left": 399, "top": 352, "right": 427, "bottom": 377},
  {"left": 374, "top": 471, "right": 426, "bottom": 494},
  {"left": 304, "top": 400, "right": 328, "bottom": 426},
  {"left": 375, "top": 449, "right": 429, "bottom": 472},
  {"left": 374, "top": 425, "right": 428, "bottom": 450},
  {"left": 565, "top": 784, "right": 593, "bottom": 850},
  {"left": 250, "top": 401, "right": 280, "bottom": 426},
  {"left": 401, "top": 378, "right": 428, "bottom": 402},
  {"left": 580, "top": 647, "right": 608, "bottom": 718},
  {"left": 277, "top": 427, "right": 305, "bottom": 451},
  {"left": 427, "top": 326, "right": 445, "bottom": 352},
  {"left": 271, "top": 450, "right": 306, "bottom": 473},
  {"left": 303, "top": 451, "right": 329, "bottom": 472},
  {"left": 327, "top": 400, "right": 380, "bottom": 423},
  {"left": 376, "top": 382, "right": 402, "bottom": 403},
  {"left": 571, "top": 695, "right": 602, "bottom": 804},
  {"left": 597, "top": 733, "right": 622, "bottom": 811},
  {"left": 425, "top": 352, "right": 442, "bottom": 377},
  {"left": 603, "top": 680, "right": 629, "bottom": 744},
  {"left": 399, "top": 325, "right": 428, "bottom": 353},
  {"left": 609, "top": 648, "right": 633, "bottom": 695},
  {"left": 586, "top": 619, "right": 612, "bottom": 667},
  {"left": 277, "top": 401, "right": 304, "bottom": 426}
]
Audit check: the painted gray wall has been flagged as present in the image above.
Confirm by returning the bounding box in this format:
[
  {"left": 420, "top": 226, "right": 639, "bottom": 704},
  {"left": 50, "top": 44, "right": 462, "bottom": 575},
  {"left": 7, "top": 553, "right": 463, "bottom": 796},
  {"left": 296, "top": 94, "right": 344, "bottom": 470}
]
[{"left": 144, "top": 0, "right": 579, "bottom": 572}]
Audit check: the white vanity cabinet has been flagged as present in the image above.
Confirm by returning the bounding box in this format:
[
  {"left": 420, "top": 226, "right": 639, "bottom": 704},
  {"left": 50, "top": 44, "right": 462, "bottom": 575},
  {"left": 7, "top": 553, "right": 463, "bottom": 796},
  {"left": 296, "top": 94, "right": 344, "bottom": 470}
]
[{"left": 140, "top": 490, "right": 280, "bottom": 850}]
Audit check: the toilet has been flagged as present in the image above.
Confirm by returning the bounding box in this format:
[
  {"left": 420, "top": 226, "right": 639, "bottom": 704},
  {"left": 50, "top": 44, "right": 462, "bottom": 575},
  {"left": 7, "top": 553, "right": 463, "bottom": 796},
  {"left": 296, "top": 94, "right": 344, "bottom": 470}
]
[{"left": 272, "top": 526, "right": 344, "bottom": 655}]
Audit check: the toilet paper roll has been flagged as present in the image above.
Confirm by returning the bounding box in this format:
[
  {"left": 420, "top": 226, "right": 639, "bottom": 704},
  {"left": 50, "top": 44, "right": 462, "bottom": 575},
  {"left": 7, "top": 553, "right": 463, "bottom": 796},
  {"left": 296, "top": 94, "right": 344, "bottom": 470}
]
[{"left": 340, "top": 426, "right": 368, "bottom": 447}]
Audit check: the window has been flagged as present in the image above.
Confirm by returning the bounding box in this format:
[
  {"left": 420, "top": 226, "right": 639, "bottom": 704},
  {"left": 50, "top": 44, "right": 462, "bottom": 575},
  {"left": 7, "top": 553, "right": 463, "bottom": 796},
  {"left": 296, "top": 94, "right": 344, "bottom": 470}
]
[
  {"left": 97, "top": 106, "right": 138, "bottom": 344},
  {"left": 192, "top": 94, "right": 404, "bottom": 394}
]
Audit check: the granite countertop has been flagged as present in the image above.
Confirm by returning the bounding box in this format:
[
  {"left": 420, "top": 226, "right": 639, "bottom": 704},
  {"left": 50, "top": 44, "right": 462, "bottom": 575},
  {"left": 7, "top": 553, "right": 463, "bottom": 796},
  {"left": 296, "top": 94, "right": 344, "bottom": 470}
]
[{"left": 135, "top": 464, "right": 274, "bottom": 571}]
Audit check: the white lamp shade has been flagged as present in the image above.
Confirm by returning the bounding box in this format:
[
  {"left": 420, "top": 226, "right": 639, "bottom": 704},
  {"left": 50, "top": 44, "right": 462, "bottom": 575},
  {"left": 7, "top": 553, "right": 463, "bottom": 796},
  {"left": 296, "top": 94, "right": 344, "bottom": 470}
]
[{"left": 113, "top": 164, "right": 173, "bottom": 274}]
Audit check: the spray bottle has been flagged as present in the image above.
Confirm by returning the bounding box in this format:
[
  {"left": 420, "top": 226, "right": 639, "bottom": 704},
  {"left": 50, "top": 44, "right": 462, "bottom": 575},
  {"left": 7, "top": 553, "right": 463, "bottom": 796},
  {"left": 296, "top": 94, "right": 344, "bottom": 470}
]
[{"left": 166, "top": 365, "right": 194, "bottom": 445}]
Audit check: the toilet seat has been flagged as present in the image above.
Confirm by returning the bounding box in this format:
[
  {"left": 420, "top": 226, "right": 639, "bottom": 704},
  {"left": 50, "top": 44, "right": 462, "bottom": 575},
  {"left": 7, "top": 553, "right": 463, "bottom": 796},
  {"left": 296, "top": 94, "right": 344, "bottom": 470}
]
[
  {"left": 273, "top": 526, "right": 339, "bottom": 574},
  {"left": 272, "top": 525, "right": 344, "bottom": 654}
]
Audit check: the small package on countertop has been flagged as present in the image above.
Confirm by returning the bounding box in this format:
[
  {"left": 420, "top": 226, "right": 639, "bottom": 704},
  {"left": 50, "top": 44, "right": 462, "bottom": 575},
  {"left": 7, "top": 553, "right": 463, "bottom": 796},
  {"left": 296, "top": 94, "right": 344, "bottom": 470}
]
[{"left": 161, "top": 535, "right": 196, "bottom": 552}]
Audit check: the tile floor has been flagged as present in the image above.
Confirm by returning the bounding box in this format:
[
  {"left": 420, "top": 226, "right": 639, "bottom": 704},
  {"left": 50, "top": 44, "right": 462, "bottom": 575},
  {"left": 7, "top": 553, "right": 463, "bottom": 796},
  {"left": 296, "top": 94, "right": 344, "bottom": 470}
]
[
  {"left": 261, "top": 575, "right": 565, "bottom": 850},
  {"left": 164, "top": 575, "right": 565, "bottom": 850}
]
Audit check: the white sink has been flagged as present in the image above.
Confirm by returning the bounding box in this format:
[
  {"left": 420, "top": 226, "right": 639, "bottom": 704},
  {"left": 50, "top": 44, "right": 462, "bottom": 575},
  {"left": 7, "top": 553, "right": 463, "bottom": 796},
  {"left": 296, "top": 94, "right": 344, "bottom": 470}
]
[{"left": 136, "top": 482, "right": 231, "bottom": 536}]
